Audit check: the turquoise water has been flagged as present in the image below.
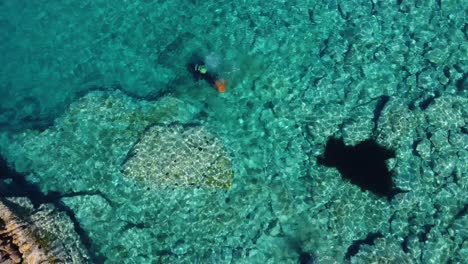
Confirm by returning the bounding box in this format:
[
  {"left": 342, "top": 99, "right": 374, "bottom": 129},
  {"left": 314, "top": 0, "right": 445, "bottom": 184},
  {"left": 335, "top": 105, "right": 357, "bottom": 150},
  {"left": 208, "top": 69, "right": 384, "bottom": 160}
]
[{"left": 0, "top": 0, "right": 467, "bottom": 263}]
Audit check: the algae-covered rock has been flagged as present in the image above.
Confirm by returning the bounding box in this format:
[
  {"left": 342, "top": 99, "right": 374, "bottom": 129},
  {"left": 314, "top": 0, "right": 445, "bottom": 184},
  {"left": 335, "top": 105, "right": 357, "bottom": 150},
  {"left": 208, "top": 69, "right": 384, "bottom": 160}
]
[
  {"left": 122, "top": 124, "right": 234, "bottom": 189},
  {"left": 0, "top": 198, "right": 90, "bottom": 264},
  {"left": 349, "top": 236, "right": 413, "bottom": 264},
  {"left": 0, "top": 90, "right": 195, "bottom": 193},
  {"left": 376, "top": 100, "right": 421, "bottom": 149},
  {"left": 424, "top": 95, "right": 466, "bottom": 132}
]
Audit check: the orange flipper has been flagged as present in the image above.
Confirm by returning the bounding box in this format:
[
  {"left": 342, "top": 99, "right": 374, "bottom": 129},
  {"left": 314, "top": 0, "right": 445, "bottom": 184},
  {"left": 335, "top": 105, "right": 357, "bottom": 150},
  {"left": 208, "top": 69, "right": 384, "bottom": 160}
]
[{"left": 214, "top": 79, "right": 226, "bottom": 93}]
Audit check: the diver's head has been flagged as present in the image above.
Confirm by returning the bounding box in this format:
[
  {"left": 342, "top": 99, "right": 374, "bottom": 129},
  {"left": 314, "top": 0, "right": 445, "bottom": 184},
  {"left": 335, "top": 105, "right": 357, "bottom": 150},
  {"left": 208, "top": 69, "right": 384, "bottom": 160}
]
[{"left": 195, "top": 64, "right": 208, "bottom": 74}]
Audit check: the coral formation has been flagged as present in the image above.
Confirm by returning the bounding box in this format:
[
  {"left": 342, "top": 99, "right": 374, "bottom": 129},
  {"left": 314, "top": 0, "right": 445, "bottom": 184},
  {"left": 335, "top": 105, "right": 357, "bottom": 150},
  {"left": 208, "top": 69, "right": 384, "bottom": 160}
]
[{"left": 122, "top": 124, "right": 234, "bottom": 189}]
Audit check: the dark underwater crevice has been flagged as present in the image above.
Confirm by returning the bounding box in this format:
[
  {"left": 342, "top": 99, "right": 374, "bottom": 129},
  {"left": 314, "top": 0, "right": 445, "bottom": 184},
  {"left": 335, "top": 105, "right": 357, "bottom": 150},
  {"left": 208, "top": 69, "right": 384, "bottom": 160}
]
[
  {"left": 452, "top": 204, "right": 468, "bottom": 222},
  {"left": 337, "top": 4, "right": 349, "bottom": 21},
  {"left": 411, "top": 139, "right": 423, "bottom": 157},
  {"left": 371, "top": 95, "right": 390, "bottom": 135},
  {"left": 41, "top": 190, "right": 115, "bottom": 208},
  {"left": 284, "top": 236, "right": 318, "bottom": 264},
  {"left": 417, "top": 224, "right": 435, "bottom": 243},
  {"left": 307, "top": 9, "right": 316, "bottom": 25},
  {"left": 0, "top": 155, "right": 106, "bottom": 263},
  {"left": 344, "top": 232, "right": 383, "bottom": 261},
  {"left": 455, "top": 72, "right": 467, "bottom": 92},
  {"left": 418, "top": 90, "right": 441, "bottom": 110},
  {"left": 418, "top": 95, "right": 436, "bottom": 110},
  {"left": 401, "top": 235, "right": 410, "bottom": 253},
  {"left": 121, "top": 221, "right": 148, "bottom": 232},
  {"left": 317, "top": 137, "right": 407, "bottom": 200}
]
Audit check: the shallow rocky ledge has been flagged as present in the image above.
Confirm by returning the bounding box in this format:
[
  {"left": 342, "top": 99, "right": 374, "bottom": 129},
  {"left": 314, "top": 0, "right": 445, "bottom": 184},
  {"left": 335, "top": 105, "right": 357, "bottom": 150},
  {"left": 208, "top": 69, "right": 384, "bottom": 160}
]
[{"left": 0, "top": 198, "right": 90, "bottom": 264}]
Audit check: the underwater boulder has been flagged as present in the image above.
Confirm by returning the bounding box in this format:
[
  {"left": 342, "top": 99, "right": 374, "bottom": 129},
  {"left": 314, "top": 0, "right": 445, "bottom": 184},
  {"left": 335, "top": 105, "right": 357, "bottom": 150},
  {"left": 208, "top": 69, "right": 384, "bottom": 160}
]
[{"left": 122, "top": 124, "right": 234, "bottom": 190}]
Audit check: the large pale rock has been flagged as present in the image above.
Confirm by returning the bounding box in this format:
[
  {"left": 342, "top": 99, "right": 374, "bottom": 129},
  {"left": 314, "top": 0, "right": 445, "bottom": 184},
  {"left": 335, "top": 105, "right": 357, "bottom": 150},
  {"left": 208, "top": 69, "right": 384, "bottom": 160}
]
[{"left": 122, "top": 124, "right": 234, "bottom": 189}]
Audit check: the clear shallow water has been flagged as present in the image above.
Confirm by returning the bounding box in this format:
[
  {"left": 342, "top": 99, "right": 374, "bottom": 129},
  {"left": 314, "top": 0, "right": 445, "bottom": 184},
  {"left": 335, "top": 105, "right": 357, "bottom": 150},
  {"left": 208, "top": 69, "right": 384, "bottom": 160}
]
[{"left": 0, "top": 0, "right": 467, "bottom": 263}]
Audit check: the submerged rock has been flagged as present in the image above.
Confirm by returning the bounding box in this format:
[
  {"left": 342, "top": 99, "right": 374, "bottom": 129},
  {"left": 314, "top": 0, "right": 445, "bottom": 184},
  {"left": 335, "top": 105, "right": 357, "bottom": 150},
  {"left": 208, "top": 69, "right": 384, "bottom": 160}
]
[
  {"left": 122, "top": 124, "right": 234, "bottom": 189},
  {"left": 0, "top": 90, "right": 196, "bottom": 193},
  {"left": 0, "top": 198, "right": 90, "bottom": 264}
]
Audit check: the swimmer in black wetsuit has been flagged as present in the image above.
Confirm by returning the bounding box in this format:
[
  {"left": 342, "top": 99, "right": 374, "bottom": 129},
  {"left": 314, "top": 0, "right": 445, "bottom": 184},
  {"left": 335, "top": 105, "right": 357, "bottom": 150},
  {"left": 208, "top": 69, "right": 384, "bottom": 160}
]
[{"left": 187, "top": 56, "right": 226, "bottom": 93}]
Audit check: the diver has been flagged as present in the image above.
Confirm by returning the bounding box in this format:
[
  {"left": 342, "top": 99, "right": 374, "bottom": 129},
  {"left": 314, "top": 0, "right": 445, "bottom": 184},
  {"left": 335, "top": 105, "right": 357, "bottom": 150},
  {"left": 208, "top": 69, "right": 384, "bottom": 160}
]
[{"left": 188, "top": 56, "right": 226, "bottom": 93}]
